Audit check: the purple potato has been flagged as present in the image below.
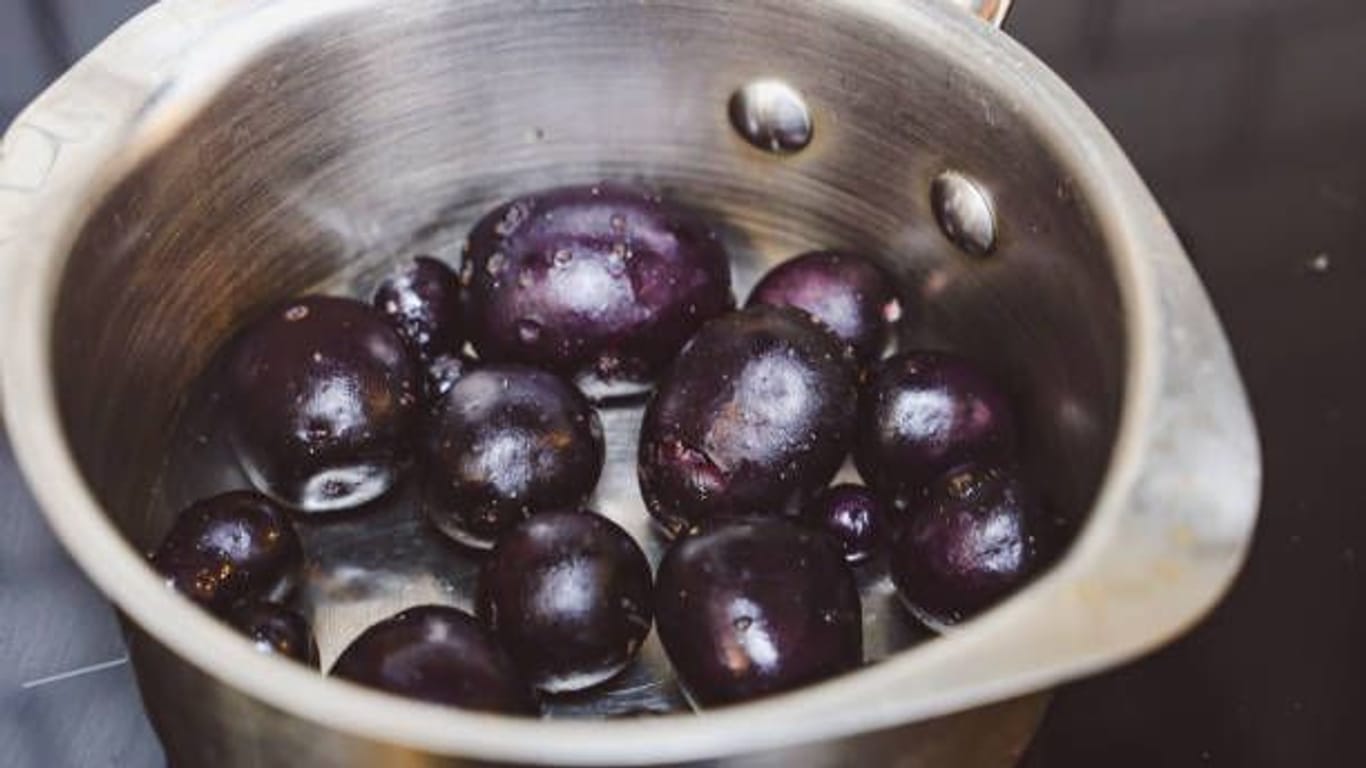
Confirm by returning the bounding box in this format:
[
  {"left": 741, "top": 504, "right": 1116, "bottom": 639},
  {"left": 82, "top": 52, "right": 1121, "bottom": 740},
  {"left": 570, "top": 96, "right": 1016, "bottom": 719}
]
[
  {"left": 889, "top": 464, "right": 1044, "bottom": 627},
  {"left": 655, "top": 517, "right": 862, "bottom": 707},
  {"left": 227, "top": 600, "right": 319, "bottom": 667},
  {"left": 370, "top": 255, "right": 473, "bottom": 404},
  {"left": 224, "top": 296, "right": 421, "bottom": 512},
  {"left": 423, "top": 365, "right": 605, "bottom": 549},
  {"left": 462, "top": 183, "right": 733, "bottom": 390},
  {"left": 746, "top": 250, "right": 903, "bottom": 363},
  {"left": 477, "top": 510, "right": 653, "bottom": 693},
  {"left": 330, "top": 605, "right": 536, "bottom": 714},
  {"left": 638, "top": 305, "right": 858, "bottom": 535},
  {"left": 804, "top": 484, "right": 888, "bottom": 563},
  {"left": 150, "top": 491, "right": 303, "bottom": 612},
  {"left": 855, "top": 351, "right": 1015, "bottom": 509},
  {"left": 372, "top": 256, "right": 463, "bottom": 363}
]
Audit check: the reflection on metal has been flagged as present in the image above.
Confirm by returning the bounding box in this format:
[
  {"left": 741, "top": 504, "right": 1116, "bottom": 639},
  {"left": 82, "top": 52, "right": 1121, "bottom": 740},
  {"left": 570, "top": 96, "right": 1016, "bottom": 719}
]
[
  {"left": 728, "top": 79, "right": 814, "bottom": 154},
  {"left": 932, "top": 170, "right": 998, "bottom": 256}
]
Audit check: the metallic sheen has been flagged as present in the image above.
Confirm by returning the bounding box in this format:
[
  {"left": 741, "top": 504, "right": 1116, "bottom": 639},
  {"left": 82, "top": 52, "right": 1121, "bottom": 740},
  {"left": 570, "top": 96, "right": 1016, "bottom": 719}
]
[
  {"left": 932, "top": 170, "right": 999, "bottom": 257},
  {"left": 728, "top": 80, "right": 814, "bottom": 154},
  {"left": 0, "top": 0, "right": 1259, "bottom": 766}
]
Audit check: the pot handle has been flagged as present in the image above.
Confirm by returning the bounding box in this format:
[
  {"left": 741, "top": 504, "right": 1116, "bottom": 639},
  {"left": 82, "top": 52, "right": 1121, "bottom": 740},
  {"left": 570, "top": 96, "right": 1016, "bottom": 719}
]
[{"left": 948, "top": 0, "right": 1014, "bottom": 27}]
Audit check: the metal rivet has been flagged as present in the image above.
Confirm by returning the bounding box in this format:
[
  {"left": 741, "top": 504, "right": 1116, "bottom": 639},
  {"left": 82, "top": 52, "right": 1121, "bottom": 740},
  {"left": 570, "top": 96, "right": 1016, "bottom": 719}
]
[
  {"left": 728, "top": 80, "right": 813, "bottom": 154},
  {"left": 931, "top": 170, "right": 997, "bottom": 256}
]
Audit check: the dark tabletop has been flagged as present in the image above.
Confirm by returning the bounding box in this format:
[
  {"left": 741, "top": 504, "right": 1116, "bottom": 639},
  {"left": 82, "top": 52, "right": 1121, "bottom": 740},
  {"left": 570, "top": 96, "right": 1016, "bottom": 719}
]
[
  {"left": 2, "top": 1, "right": 1362, "bottom": 766},
  {"left": 1010, "top": 2, "right": 1366, "bottom": 766}
]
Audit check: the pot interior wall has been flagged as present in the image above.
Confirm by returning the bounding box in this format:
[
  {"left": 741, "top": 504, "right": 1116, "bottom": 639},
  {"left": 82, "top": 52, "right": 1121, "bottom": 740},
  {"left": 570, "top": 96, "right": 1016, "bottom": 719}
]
[{"left": 51, "top": 0, "right": 1124, "bottom": 707}]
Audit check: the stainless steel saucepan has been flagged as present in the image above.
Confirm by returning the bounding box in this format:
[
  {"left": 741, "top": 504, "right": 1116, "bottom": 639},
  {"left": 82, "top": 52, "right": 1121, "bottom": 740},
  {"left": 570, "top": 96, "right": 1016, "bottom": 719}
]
[{"left": 0, "top": 0, "right": 1260, "bottom": 765}]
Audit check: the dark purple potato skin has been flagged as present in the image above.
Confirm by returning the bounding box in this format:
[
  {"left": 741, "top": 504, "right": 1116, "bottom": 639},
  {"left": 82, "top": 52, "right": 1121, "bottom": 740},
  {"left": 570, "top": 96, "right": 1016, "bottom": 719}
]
[
  {"left": 855, "top": 351, "right": 1015, "bottom": 509},
  {"left": 638, "top": 305, "right": 858, "bottom": 535},
  {"left": 655, "top": 517, "right": 862, "bottom": 707},
  {"left": 462, "top": 183, "right": 734, "bottom": 385},
  {"left": 805, "top": 484, "right": 888, "bottom": 563},
  {"left": 150, "top": 491, "right": 303, "bottom": 612},
  {"left": 330, "top": 605, "right": 536, "bottom": 714},
  {"left": 372, "top": 256, "right": 464, "bottom": 363},
  {"left": 369, "top": 255, "right": 473, "bottom": 403},
  {"left": 424, "top": 365, "right": 605, "bottom": 548},
  {"left": 746, "top": 250, "right": 902, "bottom": 363},
  {"left": 477, "top": 510, "right": 653, "bottom": 693},
  {"left": 224, "top": 296, "right": 421, "bottom": 512},
  {"left": 890, "top": 465, "right": 1043, "bottom": 626},
  {"left": 227, "top": 601, "right": 320, "bottom": 667}
]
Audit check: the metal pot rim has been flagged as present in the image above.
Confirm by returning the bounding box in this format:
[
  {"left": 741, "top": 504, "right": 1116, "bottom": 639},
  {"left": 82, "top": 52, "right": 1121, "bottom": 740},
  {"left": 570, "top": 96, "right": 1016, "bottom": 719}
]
[{"left": 0, "top": 0, "right": 1260, "bottom": 763}]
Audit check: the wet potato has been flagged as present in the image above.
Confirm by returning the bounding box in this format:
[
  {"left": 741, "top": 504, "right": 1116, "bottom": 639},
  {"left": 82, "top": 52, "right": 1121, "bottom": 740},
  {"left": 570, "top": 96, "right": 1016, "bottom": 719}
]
[
  {"left": 855, "top": 351, "right": 1017, "bottom": 510},
  {"left": 746, "top": 250, "right": 903, "bottom": 365},
  {"left": 150, "top": 491, "right": 303, "bottom": 613},
  {"left": 223, "top": 296, "right": 422, "bottom": 513},
  {"left": 462, "top": 184, "right": 734, "bottom": 394},
  {"left": 331, "top": 605, "right": 537, "bottom": 715},
  {"left": 638, "top": 305, "right": 859, "bottom": 535},
  {"left": 889, "top": 464, "right": 1048, "bottom": 627},
  {"left": 422, "top": 365, "right": 605, "bottom": 549},
  {"left": 478, "top": 510, "right": 653, "bottom": 693},
  {"left": 655, "top": 517, "right": 863, "bottom": 707},
  {"left": 227, "top": 600, "right": 320, "bottom": 668}
]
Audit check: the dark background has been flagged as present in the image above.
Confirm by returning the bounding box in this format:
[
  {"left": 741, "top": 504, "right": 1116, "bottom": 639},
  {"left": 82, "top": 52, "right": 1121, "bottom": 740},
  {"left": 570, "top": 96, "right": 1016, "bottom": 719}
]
[{"left": 2, "top": 1, "right": 1362, "bottom": 765}]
